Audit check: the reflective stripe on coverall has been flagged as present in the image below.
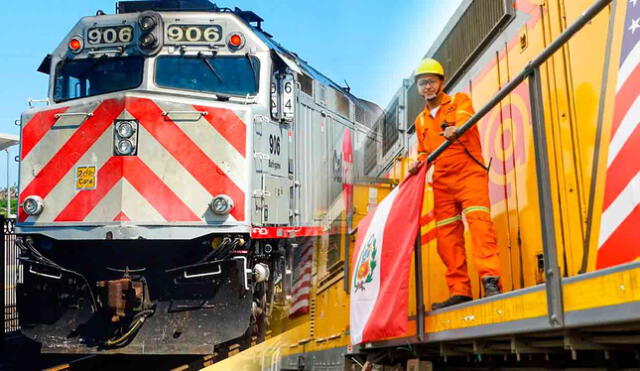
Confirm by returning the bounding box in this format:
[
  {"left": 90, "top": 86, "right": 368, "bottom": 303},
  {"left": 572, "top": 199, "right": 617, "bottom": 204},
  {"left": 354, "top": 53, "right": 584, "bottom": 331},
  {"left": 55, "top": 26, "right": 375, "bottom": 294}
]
[{"left": 415, "top": 92, "right": 501, "bottom": 297}]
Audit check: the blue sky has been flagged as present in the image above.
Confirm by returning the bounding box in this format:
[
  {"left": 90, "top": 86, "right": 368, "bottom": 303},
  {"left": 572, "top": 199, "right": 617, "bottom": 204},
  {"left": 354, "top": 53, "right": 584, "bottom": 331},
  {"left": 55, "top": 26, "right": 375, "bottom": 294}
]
[{"left": 0, "top": 0, "right": 461, "bottom": 187}]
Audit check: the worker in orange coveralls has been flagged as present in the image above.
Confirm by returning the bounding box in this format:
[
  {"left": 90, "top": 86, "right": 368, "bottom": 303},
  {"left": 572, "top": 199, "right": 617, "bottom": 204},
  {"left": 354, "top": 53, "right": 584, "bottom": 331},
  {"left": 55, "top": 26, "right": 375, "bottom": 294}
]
[{"left": 409, "top": 58, "right": 502, "bottom": 310}]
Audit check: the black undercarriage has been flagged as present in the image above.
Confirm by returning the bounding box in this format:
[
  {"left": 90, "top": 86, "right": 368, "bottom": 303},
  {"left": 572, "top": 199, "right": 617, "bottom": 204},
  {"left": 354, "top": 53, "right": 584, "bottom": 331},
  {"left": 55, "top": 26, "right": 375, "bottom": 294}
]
[{"left": 16, "top": 234, "right": 279, "bottom": 354}]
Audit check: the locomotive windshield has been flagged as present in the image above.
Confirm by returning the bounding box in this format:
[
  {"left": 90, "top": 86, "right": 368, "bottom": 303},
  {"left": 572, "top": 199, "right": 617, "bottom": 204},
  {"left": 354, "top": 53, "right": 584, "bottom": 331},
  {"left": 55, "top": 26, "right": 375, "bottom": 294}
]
[
  {"left": 155, "top": 55, "right": 259, "bottom": 97},
  {"left": 53, "top": 56, "right": 144, "bottom": 102}
]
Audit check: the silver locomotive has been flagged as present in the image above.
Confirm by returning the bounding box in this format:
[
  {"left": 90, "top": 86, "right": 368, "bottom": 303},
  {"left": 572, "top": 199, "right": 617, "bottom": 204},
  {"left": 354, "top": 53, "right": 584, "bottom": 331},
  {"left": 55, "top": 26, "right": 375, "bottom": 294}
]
[{"left": 16, "top": 0, "right": 380, "bottom": 354}]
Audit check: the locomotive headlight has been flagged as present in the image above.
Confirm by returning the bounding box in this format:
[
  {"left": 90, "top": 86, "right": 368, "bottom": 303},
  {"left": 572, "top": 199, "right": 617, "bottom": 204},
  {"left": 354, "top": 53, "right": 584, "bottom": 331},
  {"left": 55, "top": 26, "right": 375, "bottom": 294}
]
[
  {"left": 139, "top": 15, "right": 157, "bottom": 31},
  {"left": 116, "top": 121, "right": 136, "bottom": 138},
  {"left": 139, "top": 33, "right": 158, "bottom": 48},
  {"left": 137, "top": 11, "right": 162, "bottom": 56},
  {"left": 210, "top": 194, "right": 234, "bottom": 215},
  {"left": 23, "top": 196, "right": 44, "bottom": 216},
  {"left": 116, "top": 139, "right": 135, "bottom": 155},
  {"left": 114, "top": 120, "right": 138, "bottom": 156}
]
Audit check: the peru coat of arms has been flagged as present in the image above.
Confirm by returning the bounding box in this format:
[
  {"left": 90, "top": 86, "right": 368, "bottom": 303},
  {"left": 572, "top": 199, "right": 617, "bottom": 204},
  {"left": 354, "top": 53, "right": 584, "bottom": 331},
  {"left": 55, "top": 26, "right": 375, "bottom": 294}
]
[{"left": 353, "top": 234, "right": 378, "bottom": 293}]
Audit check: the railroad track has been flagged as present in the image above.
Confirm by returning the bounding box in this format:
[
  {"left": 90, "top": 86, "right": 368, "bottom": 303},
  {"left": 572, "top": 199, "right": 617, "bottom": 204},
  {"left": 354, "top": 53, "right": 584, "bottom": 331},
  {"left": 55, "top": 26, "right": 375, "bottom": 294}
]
[
  {"left": 41, "top": 355, "right": 216, "bottom": 371},
  {"left": 1, "top": 335, "right": 218, "bottom": 371}
]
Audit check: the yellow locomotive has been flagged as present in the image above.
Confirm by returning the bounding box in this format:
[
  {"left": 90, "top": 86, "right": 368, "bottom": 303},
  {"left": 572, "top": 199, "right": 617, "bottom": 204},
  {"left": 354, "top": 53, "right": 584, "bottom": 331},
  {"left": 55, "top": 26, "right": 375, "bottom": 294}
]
[{"left": 211, "top": 0, "right": 640, "bottom": 369}]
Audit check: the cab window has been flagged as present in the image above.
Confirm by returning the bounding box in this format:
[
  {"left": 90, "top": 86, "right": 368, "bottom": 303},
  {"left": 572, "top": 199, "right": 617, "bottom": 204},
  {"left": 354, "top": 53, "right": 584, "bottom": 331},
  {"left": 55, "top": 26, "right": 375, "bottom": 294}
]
[
  {"left": 53, "top": 56, "right": 144, "bottom": 102},
  {"left": 155, "top": 55, "right": 259, "bottom": 97}
]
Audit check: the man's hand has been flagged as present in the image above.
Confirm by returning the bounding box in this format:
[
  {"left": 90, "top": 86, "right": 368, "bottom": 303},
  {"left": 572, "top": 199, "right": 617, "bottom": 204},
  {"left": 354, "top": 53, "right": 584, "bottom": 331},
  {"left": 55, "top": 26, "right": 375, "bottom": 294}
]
[
  {"left": 439, "top": 126, "right": 458, "bottom": 141},
  {"left": 408, "top": 161, "right": 423, "bottom": 175}
]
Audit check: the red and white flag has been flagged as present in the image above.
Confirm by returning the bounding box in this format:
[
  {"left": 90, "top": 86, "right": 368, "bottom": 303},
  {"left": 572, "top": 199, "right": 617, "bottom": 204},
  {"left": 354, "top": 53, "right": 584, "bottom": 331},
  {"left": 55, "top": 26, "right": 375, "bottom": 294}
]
[
  {"left": 598, "top": 1, "right": 640, "bottom": 268},
  {"left": 350, "top": 164, "right": 427, "bottom": 344}
]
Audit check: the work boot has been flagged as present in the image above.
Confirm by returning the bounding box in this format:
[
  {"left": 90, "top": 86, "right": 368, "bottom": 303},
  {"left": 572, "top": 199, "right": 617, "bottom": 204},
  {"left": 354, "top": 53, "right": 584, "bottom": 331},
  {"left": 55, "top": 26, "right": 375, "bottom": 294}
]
[
  {"left": 431, "top": 295, "right": 472, "bottom": 310},
  {"left": 482, "top": 276, "right": 501, "bottom": 297}
]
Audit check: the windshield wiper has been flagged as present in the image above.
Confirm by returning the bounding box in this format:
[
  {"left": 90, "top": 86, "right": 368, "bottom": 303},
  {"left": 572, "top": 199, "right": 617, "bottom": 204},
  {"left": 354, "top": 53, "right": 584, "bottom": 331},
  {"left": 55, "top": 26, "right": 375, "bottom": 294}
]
[
  {"left": 78, "top": 54, "right": 109, "bottom": 80},
  {"left": 245, "top": 53, "right": 257, "bottom": 86},
  {"left": 197, "top": 52, "right": 223, "bottom": 84}
]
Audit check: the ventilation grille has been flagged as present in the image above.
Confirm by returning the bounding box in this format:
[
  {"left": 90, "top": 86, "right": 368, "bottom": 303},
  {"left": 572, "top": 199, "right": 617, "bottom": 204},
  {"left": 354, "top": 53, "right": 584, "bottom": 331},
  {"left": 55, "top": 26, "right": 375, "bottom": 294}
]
[
  {"left": 335, "top": 90, "right": 350, "bottom": 118},
  {"left": 382, "top": 99, "right": 399, "bottom": 155},
  {"left": 298, "top": 73, "right": 313, "bottom": 96},
  {"left": 433, "top": 0, "right": 514, "bottom": 87},
  {"left": 406, "top": 82, "right": 425, "bottom": 134},
  {"left": 407, "top": 0, "right": 513, "bottom": 133},
  {"left": 364, "top": 124, "right": 379, "bottom": 175},
  {"left": 355, "top": 105, "right": 365, "bottom": 124}
]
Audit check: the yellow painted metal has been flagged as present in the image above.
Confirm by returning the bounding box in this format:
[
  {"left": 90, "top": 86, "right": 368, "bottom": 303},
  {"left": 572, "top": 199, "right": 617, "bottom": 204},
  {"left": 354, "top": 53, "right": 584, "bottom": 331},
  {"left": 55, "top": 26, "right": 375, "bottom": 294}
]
[
  {"left": 249, "top": 0, "right": 639, "bottom": 367},
  {"left": 563, "top": 264, "right": 640, "bottom": 312},
  {"left": 583, "top": 1, "right": 627, "bottom": 272},
  {"left": 212, "top": 264, "right": 638, "bottom": 370},
  {"left": 265, "top": 182, "right": 392, "bottom": 355},
  {"left": 425, "top": 289, "right": 548, "bottom": 333}
]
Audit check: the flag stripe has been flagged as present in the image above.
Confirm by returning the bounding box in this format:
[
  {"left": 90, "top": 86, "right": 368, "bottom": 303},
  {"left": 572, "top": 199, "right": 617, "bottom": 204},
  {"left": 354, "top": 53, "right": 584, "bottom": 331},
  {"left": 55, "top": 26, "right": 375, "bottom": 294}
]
[
  {"left": 597, "top": 204, "right": 640, "bottom": 269},
  {"left": 193, "top": 104, "right": 247, "bottom": 157},
  {"left": 20, "top": 107, "right": 69, "bottom": 160},
  {"left": 126, "top": 98, "right": 245, "bottom": 221},
  {"left": 602, "top": 124, "right": 640, "bottom": 210},
  {"left": 599, "top": 171, "right": 640, "bottom": 246},
  {"left": 291, "top": 287, "right": 310, "bottom": 302},
  {"left": 289, "top": 300, "right": 310, "bottom": 315},
  {"left": 289, "top": 239, "right": 313, "bottom": 318},
  {"left": 611, "top": 64, "right": 640, "bottom": 137},
  {"left": 617, "top": 39, "right": 640, "bottom": 92},
  {"left": 607, "top": 95, "right": 640, "bottom": 167},
  {"left": 291, "top": 274, "right": 311, "bottom": 293},
  {"left": 598, "top": 2, "right": 640, "bottom": 268},
  {"left": 350, "top": 188, "right": 397, "bottom": 344},
  {"left": 360, "top": 169, "right": 426, "bottom": 343}
]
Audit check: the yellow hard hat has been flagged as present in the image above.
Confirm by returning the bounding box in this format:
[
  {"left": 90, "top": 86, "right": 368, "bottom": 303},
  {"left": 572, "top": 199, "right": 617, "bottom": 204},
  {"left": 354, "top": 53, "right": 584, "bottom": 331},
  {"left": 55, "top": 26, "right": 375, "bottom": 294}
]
[{"left": 415, "top": 58, "right": 445, "bottom": 78}]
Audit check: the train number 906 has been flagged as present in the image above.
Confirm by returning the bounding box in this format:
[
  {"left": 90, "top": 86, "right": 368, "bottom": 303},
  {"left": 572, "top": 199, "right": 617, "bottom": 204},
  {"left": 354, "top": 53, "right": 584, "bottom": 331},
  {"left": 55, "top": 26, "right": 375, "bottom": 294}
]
[
  {"left": 166, "top": 25, "right": 223, "bottom": 43},
  {"left": 87, "top": 26, "right": 133, "bottom": 45}
]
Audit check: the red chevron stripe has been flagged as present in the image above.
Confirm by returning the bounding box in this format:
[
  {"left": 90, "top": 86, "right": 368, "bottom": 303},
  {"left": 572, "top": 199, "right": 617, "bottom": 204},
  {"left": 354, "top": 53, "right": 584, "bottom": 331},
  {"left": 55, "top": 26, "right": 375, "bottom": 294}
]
[
  {"left": 193, "top": 104, "right": 247, "bottom": 157},
  {"left": 123, "top": 157, "right": 200, "bottom": 221},
  {"left": 55, "top": 156, "right": 200, "bottom": 222},
  {"left": 19, "top": 99, "right": 124, "bottom": 222},
  {"left": 113, "top": 211, "right": 130, "bottom": 221},
  {"left": 55, "top": 156, "right": 124, "bottom": 221},
  {"left": 126, "top": 98, "right": 245, "bottom": 220},
  {"left": 602, "top": 124, "right": 640, "bottom": 210},
  {"left": 20, "top": 106, "right": 69, "bottom": 159}
]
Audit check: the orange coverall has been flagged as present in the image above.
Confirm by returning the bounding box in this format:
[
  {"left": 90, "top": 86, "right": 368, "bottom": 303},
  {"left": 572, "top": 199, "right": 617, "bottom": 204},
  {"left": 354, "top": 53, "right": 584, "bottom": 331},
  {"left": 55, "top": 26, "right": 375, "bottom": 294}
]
[{"left": 415, "top": 92, "right": 501, "bottom": 297}]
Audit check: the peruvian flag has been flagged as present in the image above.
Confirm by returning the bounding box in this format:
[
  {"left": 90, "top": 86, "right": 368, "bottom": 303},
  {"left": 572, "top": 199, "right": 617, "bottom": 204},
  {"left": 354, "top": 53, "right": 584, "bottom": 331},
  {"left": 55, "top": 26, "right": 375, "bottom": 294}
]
[{"left": 349, "top": 164, "right": 428, "bottom": 344}]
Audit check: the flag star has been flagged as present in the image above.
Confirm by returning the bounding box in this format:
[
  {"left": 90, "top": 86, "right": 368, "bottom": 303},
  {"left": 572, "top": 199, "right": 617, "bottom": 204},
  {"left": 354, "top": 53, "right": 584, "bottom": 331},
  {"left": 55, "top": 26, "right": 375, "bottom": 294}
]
[
  {"left": 631, "top": 17, "right": 640, "bottom": 34},
  {"left": 632, "top": 0, "right": 639, "bottom": 7}
]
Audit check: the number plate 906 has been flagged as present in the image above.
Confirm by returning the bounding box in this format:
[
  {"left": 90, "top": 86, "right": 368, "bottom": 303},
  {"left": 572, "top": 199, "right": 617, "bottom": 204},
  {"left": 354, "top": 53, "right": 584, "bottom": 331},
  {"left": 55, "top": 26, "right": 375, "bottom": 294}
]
[
  {"left": 166, "top": 24, "right": 223, "bottom": 43},
  {"left": 87, "top": 25, "right": 133, "bottom": 45}
]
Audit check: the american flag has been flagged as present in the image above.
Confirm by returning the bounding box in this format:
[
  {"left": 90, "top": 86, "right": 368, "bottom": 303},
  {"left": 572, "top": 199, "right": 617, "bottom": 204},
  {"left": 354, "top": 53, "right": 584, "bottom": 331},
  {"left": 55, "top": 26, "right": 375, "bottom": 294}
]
[
  {"left": 289, "top": 238, "right": 314, "bottom": 317},
  {"left": 598, "top": 0, "right": 640, "bottom": 268}
]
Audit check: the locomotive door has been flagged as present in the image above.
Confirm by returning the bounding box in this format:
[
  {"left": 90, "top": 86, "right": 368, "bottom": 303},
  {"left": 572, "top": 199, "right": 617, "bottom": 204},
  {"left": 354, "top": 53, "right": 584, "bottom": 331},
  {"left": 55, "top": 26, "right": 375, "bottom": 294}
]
[{"left": 257, "top": 119, "right": 290, "bottom": 225}]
